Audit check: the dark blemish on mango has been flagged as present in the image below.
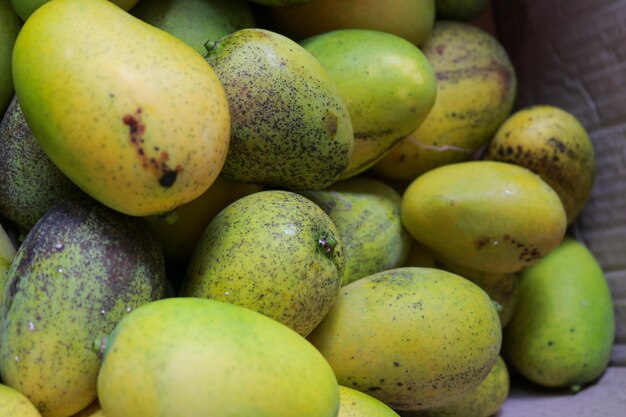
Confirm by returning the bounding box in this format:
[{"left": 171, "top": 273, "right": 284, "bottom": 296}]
[
  {"left": 324, "top": 112, "right": 338, "bottom": 137},
  {"left": 394, "top": 362, "right": 401, "bottom": 367},
  {"left": 474, "top": 235, "right": 490, "bottom": 249},
  {"left": 547, "top": 137, "right": 566, "bottom": 153},
  {"left": 367, "top": 386, "right": 382, "bottom": 392}
]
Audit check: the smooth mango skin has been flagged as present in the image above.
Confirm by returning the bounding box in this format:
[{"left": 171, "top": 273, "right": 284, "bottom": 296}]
[
  {"left": 206, "top": 28, "right": 354, "bottom": 190},
  {"left": 401, "top": 160, "right": 567, "bottom": 274},
  {"left": 338, "top": 385, "right": 400, "bottom": 417},
  {"left": 0, "top": 96, "right": 81, "bottom": 234},
  {"left": 0, "top": 195, "right": 167, "bottom": 417},
  {"left": 486, "top": 105, "right": 595, "bottom": 224},
  {"left": 0, "top": 383, "right": 42, "bottom": 417},
  {"left": 97, "top": 297, "right": 340, "bottom": 417},
  {"left": 308, "top": 267, "right": 502, "bottom": 411},
  {"left": 131, "top": 0, "right": 255, "bottom": 55},
  {"left": 301, "top": 29, "right": 437, "bottom": 179},
  {"left": 0, "top": 0, "right": 21, "bottom": 113},
  {"left": 10, "top": 0, "right": 140, "bottom": 20},
  {"left": 266, "top": 0, "right": 435, "bottom": 46},
  {"left": 299, "top": 177, "right": 411, "bottom": 286},
  {"left": 503, "top": 238, "right": 615, "bottom": 390},
  {"left": 12, "top": 0, "right": 230, "bottom": 216},
  {"left": 181, "top": 190, "right": 345, "bottom": 336},
  {"left": 373, "top": 21, "right": 516, "bottom": 181}
]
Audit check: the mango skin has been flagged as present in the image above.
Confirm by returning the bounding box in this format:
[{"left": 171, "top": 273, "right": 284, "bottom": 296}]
[
  {"left": 300, "top": 177, "right": 411, "bottom": 286},
  {"left": 97, "top": 297, "right": 340, "bottom": 417},
  {"left": 301, "top": 29, "right": 437, "bottom": 179},
  {"left": 503, "top": 238, "right": 615, "bottom": 390},
  {"left": 0, "top": 96, "right": 81, "bottom": 234},
  {"left": 0, "top": 195, "right": 167, "bottom": 417},
  {"left": 308, "top": 267, "right": 502, "bottom": 411},
  {"left": 10, "top": 0, "right": 140, "bottom": 21},
  {"left": 12, "top": 0, "right": 230, "bottom": 216},
  {"left": 486, "top": 105, "right": 595, "bottom": 224},
  {"left": 0, "top": 383, "right": 42, "bottom": 417},
  {"left": 181, "top": 190, "right": 344, "bottom": 336},
  {"left": 68, "top": 401, "right": 102, "bottom": 417},
  {"left": 206, "top": 28, "right": 354, "bottom": 190},
  {"left": 373, "top": 21, "right": 516, "bottom": 181},
  {"left": 131, "top": 0, "right": 255, "bottom": 55},
  {"left": 0, "top": 0, "right": 21, "bottom": 113},
  {"left": 338, "top": 385, "right": 400, "bottom": 417},
  {"left": 401, "top": 160, "right": 567, "bottom": 274}
]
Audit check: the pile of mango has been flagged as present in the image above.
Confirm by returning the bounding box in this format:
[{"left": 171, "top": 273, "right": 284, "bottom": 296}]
[{"left": 0, "top": 0, "right": 616, "bottom": 416}]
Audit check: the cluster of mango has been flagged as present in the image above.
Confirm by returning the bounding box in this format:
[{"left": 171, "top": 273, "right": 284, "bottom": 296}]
[{"left": 0, "top": 0, "right": 615, "bottom": 417}]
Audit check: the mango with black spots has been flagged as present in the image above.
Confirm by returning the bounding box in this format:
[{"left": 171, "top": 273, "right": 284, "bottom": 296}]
[
  {"left": 308, "top": 267, "right": 502, "bottom": 411},
  {"left": 486, "top": 105, "right": 595, "bottom": 224},
  {"left": 401, "top": 160, "right": 567, "bottom": 274},
  {"left": 0, "top": 0, "right": 21, "bottom": 113},
  {"left": 301, "top": 29, "right": 437, "bottom": 179},
  {"left": 10, "top": 0, "right": 141, "bottom": 20},
  {"left": 97, "top": 297, "right": 340, "bottom": 417},
  {"left": 338, "top": 385, "right": 400, "bottom": 417},
  {"left": 0, "top": 383, "right": 42, "bottom": 417},
  {"left": 0, "top": 195, "right": 167, "bottom": 417},
  {"left": 12, "top": 0, "right": 230, "bottom": 216},
  {"left": 181, "top": 190, "right": 344, "bottom": 336},
  {"left": 205, "top": 28, "right": 354, "bottom": 190}
]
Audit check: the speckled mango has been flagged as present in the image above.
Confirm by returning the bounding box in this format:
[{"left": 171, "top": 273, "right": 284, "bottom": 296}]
[
  {"left": 0, "top": 195, "right": 167, "bottom": 417},
  {"left": 10, "top": 0, "right": 141, "bottom": 21},
  {"left": 0, "top": 0, "right": 21, "bottom": 113},
  {"left": 181, "top": 190, "right": 344, "bottom": 336},
  {"left": 299, "top": 177, "right": 411, "bottom": 286},
  {"left": 503, "top": 238, "right": 615, "bottom": 390},
  {"left": 300, "top": 29, "right": 437, "bottom": 179},
  {"left": 0, "top": 383, "right": 42, "bottom": 417},
  {"left": 12, "top": 0, "right": 230, "bottom": 216},
  {"left": 486, "top": 105, "right": 595, "bottom": 224},
  {"left": 97, "top": 297, "right": 340, "bottom": 417},
  {"left": 0, "top": 96, "right": 81, "bottom": 234},
  {"left": 338, "top": 385, "right": 400, "bottom": 417},
  {"left": 307, "top": 267, "right": 502, "bottom": 411},
  {"left": 373, "top": 21, "right": 516, "bottom": 181},
  {"left": 131, "top": 0, "right": 255, "bottom": 55},
  {"left": 205, "top": 28, "right": 354, "bottom": 190},
  {"left": 401, "top": 160, "right": 567, "bottom": 274}
]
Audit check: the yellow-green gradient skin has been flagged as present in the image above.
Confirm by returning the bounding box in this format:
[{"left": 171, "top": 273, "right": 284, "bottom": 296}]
[
  {"left": 0, "top": 196, "right": 167, "bottom": 417},
  {"left": 338, "top": 385, "right": 400, "bottom": 417},
  {"left": 401, "top": 161, "right": 567, "bottom": 274},
  {"left": 0, "top": 0, "right": 21, "bottom": 113},
  {"left": 0, "top": 383, "right": 42, "bottom": 417},
  {"left": 487, "top": 105, "right": 595, "bottom": 224},
  {"left": 301, "top": 29, "right": 437, "bottom": 179},
  {"left": 300, "top": 177, "right": 411, "bottom": 286},
  {"left": 503, "top": 238, "right": 615, "bottom": 390},
  {"left": 10, "top": 0, "right": 140, "bottom": 21},
  {"left": 12, "top": 0, "right": 231, "bottom": 216},
  {"left": 373, "top": 21, "right": 516, "bottom": 181},
  {"left": 97, "top": 297, "right": 340, "bottom": 417},
  {"left": 206, "top": 28, "right": 354, "bottom": 190},
  {"left": 181, "top": 190, "right": 344, "bottom": 336},
  {"left": 400, "top": 356, "right": 509, "bottom": 417},
  {"left": 131, "top": 0, "right": 255, "bottom": 55},
  {"left": 308, "top": 267, "right": 502, "bottom": 411}
]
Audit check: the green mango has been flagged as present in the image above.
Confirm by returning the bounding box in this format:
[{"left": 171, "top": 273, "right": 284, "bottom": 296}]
[
  {"left": 0, "top": 0, "right": 21, "bottom": 114},
  {"left": 181, "top": 190, "right": 345, "bottom": 336},
  {"left": 205, "top": 28, "right": 354, "bottom": 190},
  {"left": 0, "top": 96, "right": 81, "bottom": 234},
  {"left": 0, "top": 222, "right": 16, "bottom": 310},
  {"left": 10, "top": 0, "right": 140, "bottom": 21},
  {"left": 131, "top": 0, "right": 255, "bottom": 55},
  {"left": 0, "top": 383, "right": 41, "bottom": 417},
  {"left": 0, "top": 195, "right": 167, "bottom": 417},
  {"left": 338, "top": 385, "right": 400, "bottom": 417},
  {"left": 503, "top": 237, "right": 615, "bottom": 390}
]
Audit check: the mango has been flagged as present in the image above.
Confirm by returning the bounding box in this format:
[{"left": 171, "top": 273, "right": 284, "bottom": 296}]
[
  {"left": 10, "top": 0, "right": 140, "bottom": 21},
  {"left": 301, "top": 29, "right": 437, "bottom": 179},
  {"left": 299, "top": 177, "right": 411, "bottom": 286},
  {"left": 373, "top": 21, "right": 516, "bottom": 181},
  {"left": 0, "top": 383, "right": 41, "bottom": 417},
  {"left": 181, "top": 190, "right": 344, "bottom": 336},
  {"left": 308, "top": 267, "right": 501, "bottom": 411},
  {"left": 68, "top": 401, "right": 102, "bottom": 417},
  {"left": 0, "top": 195, "right": 167, "bottom": 417},
  {"left": 401, "top": 160, "right": 567, "bottom": 273},
  {"left": 486, "top": 105, "right": 595, "bottom": 224},
  {"left": 205, "top": 28, "right": 353, "bottom": 190},
  {"left": 338, "top": 385, "right": 400, "bottom": 417},
  {"left": 0, "top": 222, "right": 16, "bottom": 311},
  {"left": 12, "top": 0, "right": 230, "bottom": 216},
  {"left": 97, "top": 297, "right": 340, "bottom": 417},
  {"left": 503, "top": 238, "right": 615, "bottom": 390},
  {"left": 0, "top": 0, "right": 21, "bottom": 113},
  {"left": 0, "top": 96, "right": 81, "bottom": 233},
  {"left": 131, "top": 0, "right": 255, "bottom": 55}
]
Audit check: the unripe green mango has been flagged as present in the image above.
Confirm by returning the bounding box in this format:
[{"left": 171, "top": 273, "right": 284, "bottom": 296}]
[
  {"left": 503, "top": 237, "right": 615, "bottom": 390},
  {"left": 10, "top": 0, "right": 140, "bottom": 21},
  {"left": 0, "top": 383, "right": 41, "bottom": 417},
  {"left": 0, "top": 195, "right": 167, "bottom": 417},
  {"left": 12, "top": 0, "right": 231, "bottom": 216},
  {"left": 338, "top": 385, "right": 400, "bottom": 417},
  {"left": 0, "top": 0, "right": 21, "bottom": 113},
  {"left": 97, "top": 297, "right": 340, "bottom": 417}
]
